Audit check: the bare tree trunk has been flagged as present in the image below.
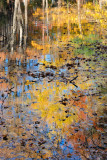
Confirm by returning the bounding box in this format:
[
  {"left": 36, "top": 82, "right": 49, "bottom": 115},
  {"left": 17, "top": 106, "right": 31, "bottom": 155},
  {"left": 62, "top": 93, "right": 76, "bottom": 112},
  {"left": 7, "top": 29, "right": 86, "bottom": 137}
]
[
  {"left": 11, "top": 0, "right": 18, "bottom": 52},
  {"left": 93, "top": 0, "right": 96, "bottom": 5},
  {"left": 58, "top": 0, "right": 61, "bottom": 7},
  {"left": 24, "top": 0, "right": 28, "bottom": 49},
  {"left": 57, "top": 0, "right": 61, "bottom": 46},
  {"left": 77, "top": 0, "right": 82, "bottom": 34},
  {"left": 17, "top": 1, "right": 23, "bottom": 47},
  {"left": 99, "top": 0, "right": 102, "bottom": 9},
  {"left": 10, "top": 0, "right": 25, "bottom": 53},
  {"left": 42, "top": 0, "right": 45, "bottom": 50},
  {"left": 46, "top": 0, "right": 49, "bottom": 39},
  {"left": 67, "top": 1, "right": 70, "bottom": 38},
  {"left": 52, "top": 0, "right": 54, "bottom": 4}
]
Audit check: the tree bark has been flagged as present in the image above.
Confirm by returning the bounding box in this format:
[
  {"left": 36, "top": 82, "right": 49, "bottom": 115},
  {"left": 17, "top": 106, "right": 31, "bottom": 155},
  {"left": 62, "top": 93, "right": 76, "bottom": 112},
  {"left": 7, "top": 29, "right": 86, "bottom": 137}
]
[
  {"left": 24, "top": 0, "right": 28, "bottom": 48},
  {"left": 77, "top": 0, "right": 82, "bottom": 34}
]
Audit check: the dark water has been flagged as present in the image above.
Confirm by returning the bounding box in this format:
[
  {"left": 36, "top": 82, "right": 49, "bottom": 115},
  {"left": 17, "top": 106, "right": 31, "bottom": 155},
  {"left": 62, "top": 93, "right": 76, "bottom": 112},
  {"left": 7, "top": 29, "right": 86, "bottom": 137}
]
[{"left": 0, "top": 1, "right": 107, "bottom": 159}]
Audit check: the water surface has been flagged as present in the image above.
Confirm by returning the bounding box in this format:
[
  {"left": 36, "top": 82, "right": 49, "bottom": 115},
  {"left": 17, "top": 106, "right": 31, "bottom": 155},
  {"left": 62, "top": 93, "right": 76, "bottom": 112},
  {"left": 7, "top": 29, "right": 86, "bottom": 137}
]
[{"left": 0, "top": 1, "right": 107, "bottom": 159}]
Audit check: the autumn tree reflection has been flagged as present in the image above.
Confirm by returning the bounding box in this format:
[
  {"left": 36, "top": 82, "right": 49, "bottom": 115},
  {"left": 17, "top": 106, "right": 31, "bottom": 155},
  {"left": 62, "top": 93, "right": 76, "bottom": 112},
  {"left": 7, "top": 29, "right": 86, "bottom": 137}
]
[
  {"left": 10, "top": 0, "right": 28, "bottom": 53},
  {"left": 0, "top": 0, "right": 106, "bottom": 159}
]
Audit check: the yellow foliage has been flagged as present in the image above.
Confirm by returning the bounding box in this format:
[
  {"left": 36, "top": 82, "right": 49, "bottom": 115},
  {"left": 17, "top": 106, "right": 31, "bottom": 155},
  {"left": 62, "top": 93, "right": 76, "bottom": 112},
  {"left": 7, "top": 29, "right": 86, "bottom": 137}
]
[{"left": 83, "top": 2, "right": 95, "bottom": 10}]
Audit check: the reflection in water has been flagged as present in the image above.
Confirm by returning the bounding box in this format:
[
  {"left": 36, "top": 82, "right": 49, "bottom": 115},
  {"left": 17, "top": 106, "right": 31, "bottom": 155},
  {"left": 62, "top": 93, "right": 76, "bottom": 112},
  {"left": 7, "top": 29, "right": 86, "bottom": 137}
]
[
  {"left": 0, "top": 1, "right": 107, "bottom": 159},
  {"left": 0, "top": 0, "right": 28, "bottom": 53},
  {"left": 10, "top": 0, "right": 28, "bottom": 52}
]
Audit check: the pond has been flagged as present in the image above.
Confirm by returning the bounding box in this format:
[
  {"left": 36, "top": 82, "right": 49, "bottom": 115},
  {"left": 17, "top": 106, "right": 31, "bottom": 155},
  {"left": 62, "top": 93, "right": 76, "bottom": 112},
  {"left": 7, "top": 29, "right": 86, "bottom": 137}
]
[{"left": 0, "top": 0, "right": 107, "bottom": 159}]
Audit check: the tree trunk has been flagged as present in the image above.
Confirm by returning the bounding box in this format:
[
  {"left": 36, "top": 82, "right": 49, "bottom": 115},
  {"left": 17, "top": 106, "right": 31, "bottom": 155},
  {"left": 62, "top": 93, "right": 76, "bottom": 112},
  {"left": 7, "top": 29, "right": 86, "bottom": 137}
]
[
  {"left": 77, "top": 0, "right": 82, "bottom": 34},
  {"left": 24, "top": 0, "right": 28, "bottom": 48},
  {"left": 46, "top": 0, "right": 49, "bottom": 39},
  {"left": 99, "top": 0, "right": 102, "bottom": 9}
]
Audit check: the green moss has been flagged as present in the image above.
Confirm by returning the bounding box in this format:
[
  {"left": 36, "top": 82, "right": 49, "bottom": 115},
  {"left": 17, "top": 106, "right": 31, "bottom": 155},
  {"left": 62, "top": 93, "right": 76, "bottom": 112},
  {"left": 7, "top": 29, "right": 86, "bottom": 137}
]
[{"left": 72, "top": 34, "right": 102, "bottom": 56}]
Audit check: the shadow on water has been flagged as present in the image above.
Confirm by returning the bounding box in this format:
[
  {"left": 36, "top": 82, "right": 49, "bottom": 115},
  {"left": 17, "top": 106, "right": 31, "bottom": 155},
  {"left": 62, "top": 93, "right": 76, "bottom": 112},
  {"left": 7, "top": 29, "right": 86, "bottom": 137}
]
[{"left": 0, "top": 0, "right": 107, "bottom": 159}]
